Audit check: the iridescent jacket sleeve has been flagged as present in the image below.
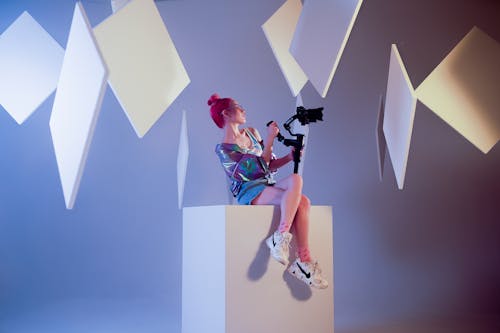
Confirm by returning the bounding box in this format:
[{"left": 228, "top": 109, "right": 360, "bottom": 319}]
[{"left": 215, "top": 143, "right": 270, "bottom": 183}]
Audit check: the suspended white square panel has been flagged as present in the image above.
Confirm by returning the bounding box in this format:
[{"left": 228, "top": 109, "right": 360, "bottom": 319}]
[
  {"left": 111, "top": 0, "right": 168, "bottom": 11},
  {"left": 94, "top": 0, "right": 190, "bottom": 138},
  {"left": 416, "top": 27, "right": 500, "bottom": 154},
  {"left": 262, "top": 0, "right": 308, "bottom": 97},
  {"left": 376, "top": 94, "right": 386, "bottom": 181},
  {"left": 290, "top": 0, "right": 363, "bottom": 98},
  {"left": 111, "top": 0, "right": 131, "bottom": 13},
  {"left": 383, "top": 45, "right": 417, "bottom": 190},
  {"left": 0, "top": 11, "right": 64, "bottom": 124},
  {"left": 177, "top": 110, "right": 189, "bottom": 210},
  {"left": 49, "top": 2, "right": 108, "bottom": 209},
  {"left": 295, "top": 91, "right": 303, "bottom": 108}
]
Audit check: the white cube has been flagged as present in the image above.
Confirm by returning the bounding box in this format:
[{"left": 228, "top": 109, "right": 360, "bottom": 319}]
[{"left": 182, "top": 205, "right": 334, "bottom": 333}]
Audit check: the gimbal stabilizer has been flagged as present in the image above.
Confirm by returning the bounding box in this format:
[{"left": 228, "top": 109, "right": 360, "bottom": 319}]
[{"left": 267, "top": 106, "right": 323, "bottom": 174}]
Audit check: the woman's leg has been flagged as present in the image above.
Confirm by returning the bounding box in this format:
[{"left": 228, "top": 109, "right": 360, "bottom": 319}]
[
  {"left": 252, "top": 174, "right": 312, "bottom": 264},
  {"left": 292, "top": 194, "right": 312, "bottom": 262},
  {"left": 252, "top": 173, "right": 303, "bottom": 233},
  {"left": 253, "top": 176, "right": 328, "bottom": 288}
]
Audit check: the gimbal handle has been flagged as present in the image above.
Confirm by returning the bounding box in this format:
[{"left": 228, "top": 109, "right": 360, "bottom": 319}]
[{"left": 266, "top": 120, "right": 303, "bottom": 174}]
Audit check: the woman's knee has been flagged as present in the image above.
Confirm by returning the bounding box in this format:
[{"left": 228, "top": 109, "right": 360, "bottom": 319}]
[{"left": 296, "top": 194, "right": 311, "bottom": 213}]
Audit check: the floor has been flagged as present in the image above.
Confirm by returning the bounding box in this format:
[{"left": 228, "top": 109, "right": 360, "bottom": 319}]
[
  {"left": 0, "top": 298, "right": 177, "bottom": 333},
  {"left": 1, "top": 298, "right": 498, "bottom": 333}
]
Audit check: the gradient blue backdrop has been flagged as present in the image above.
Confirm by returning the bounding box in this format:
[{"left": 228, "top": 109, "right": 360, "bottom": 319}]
[{"left": 1, "top": 0, "right": 499, "bottom": 332}]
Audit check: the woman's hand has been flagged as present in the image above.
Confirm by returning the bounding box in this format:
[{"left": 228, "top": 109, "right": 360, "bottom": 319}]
[
  {"left": 269, "top": 147, "right": 300, "bottom": 171},
  {"left": 266, "top": 121, "right": 280, "bottom": 141},
  {"left": 261, "top": 122, "right": 278, "bottom": 164}
]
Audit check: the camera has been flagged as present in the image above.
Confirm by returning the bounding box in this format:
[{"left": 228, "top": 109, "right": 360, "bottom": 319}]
[{"left": 294, "top": 106, "right": 323, "bottom": 126}]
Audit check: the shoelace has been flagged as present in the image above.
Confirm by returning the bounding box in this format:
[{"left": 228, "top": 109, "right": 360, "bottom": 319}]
[
  {"left": 312, "top": 261, "right": 327, "bottom": 285},
  {"left": 311, "top": 261, "right": 322, "bottom": 275}
]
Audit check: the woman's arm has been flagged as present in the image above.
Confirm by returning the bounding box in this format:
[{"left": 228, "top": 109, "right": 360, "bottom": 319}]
[
  {"left": 249, "top": 126, "right": 294, "bottom": 170},
  {"left": 249, "top": 125, "right": 278, "bottom": 165},
  {"left": 216, "top": 144, "right": 269, "bottom": 182},
  {"left": 269, "top": 151, "right": 293, "bottom": 171}
]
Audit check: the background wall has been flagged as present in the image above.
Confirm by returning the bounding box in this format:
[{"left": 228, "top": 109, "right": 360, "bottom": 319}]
[{"left": 0, "top": 0, "right": 499, "bottom": 332}]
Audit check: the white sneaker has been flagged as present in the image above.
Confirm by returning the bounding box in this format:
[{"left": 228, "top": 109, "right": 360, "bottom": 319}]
[
  {"left": 266, "top": 231, "right": 292, "bottom": 265},
  {"left": 288, "top": 258, "right": 328, "bottom": 289}
]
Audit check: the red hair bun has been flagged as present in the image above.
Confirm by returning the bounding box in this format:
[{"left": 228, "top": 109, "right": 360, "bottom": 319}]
[
  {"left": 208, "top": 93, "right": 220, "bottom": 106},
  {"left": 208, "top": 93, "right": 233, "bottom": 128}
]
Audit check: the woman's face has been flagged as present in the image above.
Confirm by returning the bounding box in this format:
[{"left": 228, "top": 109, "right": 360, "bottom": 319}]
[{"left": 226, "top": 100, "right": 246, "bottom": 124}]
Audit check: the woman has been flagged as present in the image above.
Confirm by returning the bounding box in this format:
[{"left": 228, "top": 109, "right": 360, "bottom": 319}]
[{"left": 209, "top": 93, "right": 327, "bottom": 289}]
